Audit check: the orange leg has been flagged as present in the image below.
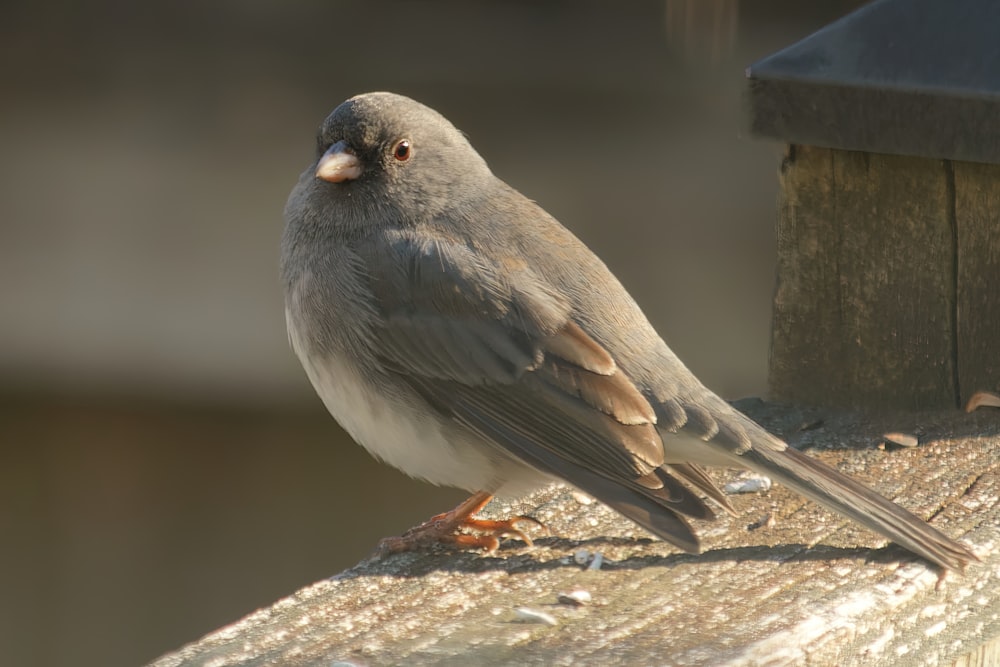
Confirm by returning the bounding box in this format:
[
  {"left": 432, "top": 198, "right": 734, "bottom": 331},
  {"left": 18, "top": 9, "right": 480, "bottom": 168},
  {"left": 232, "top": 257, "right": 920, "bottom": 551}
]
[{"left": 374, "top": 491, "right": 548, "bottom": 557}]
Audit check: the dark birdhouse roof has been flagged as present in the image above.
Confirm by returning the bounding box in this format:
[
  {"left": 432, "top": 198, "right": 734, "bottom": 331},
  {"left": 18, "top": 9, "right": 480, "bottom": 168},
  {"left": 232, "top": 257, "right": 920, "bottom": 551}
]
[{"left": 747, "top": 0, "right": 1000, "bottom": 164}]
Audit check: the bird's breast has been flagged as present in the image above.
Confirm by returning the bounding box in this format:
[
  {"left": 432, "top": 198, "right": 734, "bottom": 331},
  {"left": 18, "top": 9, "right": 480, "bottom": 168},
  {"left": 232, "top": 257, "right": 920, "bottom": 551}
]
[{"left": 284, "top": 304, "right": 523, "bottom": 492}]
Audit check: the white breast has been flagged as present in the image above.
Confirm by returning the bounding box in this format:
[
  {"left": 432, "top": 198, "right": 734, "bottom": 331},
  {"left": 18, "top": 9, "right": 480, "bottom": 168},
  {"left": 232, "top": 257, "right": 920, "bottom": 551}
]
[{"left": 286, "top": 308, "right": 517, "bottom": 492}]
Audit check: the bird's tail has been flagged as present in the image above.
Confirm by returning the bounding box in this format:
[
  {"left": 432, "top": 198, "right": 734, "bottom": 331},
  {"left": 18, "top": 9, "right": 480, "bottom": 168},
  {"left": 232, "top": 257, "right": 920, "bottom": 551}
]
[{"left": 738, "top": 443, "right": 977, "bottom": 570}]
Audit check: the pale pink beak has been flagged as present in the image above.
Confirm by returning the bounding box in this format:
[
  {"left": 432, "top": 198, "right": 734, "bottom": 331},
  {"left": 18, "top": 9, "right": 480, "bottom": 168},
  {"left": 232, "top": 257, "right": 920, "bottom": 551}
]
[{"left": 316, "top": 141, "right": 362, "bottom": 182}]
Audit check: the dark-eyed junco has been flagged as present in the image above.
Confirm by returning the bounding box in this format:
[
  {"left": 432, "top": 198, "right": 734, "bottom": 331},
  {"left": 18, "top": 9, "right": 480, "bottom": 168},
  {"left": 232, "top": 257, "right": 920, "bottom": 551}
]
[{"left": 281, "top": 92, "right": 975, "bottom": 569}]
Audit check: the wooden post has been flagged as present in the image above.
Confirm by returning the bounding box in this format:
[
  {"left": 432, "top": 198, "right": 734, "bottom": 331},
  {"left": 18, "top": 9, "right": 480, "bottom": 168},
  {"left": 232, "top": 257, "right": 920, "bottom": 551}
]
[{"left": 747, "top": 0, "right": 1000, "bottom": 410}]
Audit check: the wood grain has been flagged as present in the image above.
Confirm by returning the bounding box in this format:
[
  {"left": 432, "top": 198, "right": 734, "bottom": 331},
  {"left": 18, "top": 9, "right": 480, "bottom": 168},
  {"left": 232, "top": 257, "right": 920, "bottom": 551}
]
[{"left": 770, "top": 145, "right": 958, "bottom": 409}]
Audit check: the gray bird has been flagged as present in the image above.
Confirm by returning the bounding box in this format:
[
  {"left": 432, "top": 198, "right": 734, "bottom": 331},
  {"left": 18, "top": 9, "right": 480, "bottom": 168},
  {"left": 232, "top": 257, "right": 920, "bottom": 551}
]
[{"left": 281, "top": 92, "right": 975, "bottom": 569}]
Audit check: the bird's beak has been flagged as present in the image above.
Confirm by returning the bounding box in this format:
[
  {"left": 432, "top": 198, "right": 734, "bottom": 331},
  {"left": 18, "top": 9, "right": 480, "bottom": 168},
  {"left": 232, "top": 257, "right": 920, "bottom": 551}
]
[{"left": 315, "top": 141, "right": 362, "bottom": 183}]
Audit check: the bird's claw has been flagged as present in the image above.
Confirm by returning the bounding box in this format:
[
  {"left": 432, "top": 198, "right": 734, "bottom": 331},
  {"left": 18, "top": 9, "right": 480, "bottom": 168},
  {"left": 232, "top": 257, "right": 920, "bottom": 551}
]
[{"left": 371, "top": 492, "right": 548, "bottom": 558}]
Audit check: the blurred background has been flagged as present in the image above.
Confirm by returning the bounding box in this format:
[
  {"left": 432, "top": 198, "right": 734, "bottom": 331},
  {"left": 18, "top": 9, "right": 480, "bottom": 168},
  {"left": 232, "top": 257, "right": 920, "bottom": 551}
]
[{"left": 1, "top": 1, "right": 865, "bottom": 665}]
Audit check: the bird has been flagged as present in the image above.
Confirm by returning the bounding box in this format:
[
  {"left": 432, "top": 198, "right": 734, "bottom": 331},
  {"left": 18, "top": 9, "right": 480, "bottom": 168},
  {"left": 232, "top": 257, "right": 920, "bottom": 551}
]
[{"left": 280, "top": 91, "right": 976, "bottom": 570}]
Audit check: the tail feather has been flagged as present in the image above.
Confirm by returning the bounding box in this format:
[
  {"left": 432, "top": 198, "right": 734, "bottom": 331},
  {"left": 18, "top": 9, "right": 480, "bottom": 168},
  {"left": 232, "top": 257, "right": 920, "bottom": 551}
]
[
  {"left": 667, "top": 462, "right": 737, "bottom": 516},
  {"left": 740, "top": 446, "right": 977, "bottom": 570}
]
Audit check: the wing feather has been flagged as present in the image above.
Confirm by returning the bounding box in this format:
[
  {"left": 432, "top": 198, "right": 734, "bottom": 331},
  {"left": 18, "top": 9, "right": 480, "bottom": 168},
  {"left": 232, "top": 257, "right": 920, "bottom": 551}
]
[{"left": 354, "top": 229, "right": 726, "bottom": 547}]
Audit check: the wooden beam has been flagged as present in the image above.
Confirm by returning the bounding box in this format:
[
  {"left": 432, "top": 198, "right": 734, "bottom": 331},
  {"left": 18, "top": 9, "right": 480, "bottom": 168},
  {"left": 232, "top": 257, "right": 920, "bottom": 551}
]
[{"left": 148, "top": 402, "right": 999, "bottom": 666}]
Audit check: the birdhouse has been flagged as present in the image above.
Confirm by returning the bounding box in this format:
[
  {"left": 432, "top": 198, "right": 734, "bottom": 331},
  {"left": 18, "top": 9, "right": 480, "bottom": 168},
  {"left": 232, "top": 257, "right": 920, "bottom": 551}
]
[{"left": 747, "top": 0, "right": 1000, "bottom": 410}]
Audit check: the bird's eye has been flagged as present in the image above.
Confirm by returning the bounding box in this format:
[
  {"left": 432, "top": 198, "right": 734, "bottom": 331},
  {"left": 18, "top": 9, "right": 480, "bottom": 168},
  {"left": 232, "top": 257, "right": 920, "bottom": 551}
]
[{"left": 393, "top": 140, "right": 411, "bottom": 161}]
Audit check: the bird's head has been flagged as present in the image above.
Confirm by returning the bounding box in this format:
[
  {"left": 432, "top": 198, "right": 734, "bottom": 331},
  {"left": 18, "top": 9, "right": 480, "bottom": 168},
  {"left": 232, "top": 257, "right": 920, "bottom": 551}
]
[{"left": 298, "top": 92, "right": 493, "bottom": 230}]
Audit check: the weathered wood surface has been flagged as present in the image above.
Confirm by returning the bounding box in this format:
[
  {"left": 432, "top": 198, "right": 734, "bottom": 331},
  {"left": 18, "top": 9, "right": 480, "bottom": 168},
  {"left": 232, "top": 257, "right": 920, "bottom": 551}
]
[
  {"left": 770, "top": 145, "right": 1000, "bottom": 410},
  {"left": 955, "top": 161, "right": 1000, "bottom": 407},
  {"left": 149, "top": 401, "right": 1000, "bottom": 667}
]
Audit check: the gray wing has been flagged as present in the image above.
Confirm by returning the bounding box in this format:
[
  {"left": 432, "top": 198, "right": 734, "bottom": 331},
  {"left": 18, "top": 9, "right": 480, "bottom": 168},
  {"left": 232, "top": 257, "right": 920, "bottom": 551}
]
[{"left": 357, "top": 229, "right": 726, "bottom": 552}]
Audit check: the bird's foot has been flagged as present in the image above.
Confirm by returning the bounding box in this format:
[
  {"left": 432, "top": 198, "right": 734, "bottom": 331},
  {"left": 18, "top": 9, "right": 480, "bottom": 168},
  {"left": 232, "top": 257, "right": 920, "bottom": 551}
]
[{"left": 373, "top": 491, "right": 548, "bottom": 557}]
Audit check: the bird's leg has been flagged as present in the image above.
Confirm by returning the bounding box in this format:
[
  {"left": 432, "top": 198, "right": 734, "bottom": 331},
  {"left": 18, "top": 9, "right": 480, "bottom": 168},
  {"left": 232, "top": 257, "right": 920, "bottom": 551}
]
[{"left": 374, "top": 490, "right": 548, "bottom": 557}]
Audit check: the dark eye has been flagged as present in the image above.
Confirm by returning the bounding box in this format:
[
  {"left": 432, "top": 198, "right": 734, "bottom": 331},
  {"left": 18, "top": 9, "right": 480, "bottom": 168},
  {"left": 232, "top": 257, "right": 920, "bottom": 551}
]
[{"left": 393, "top": 140, "right": 411, "bottom": 161}]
